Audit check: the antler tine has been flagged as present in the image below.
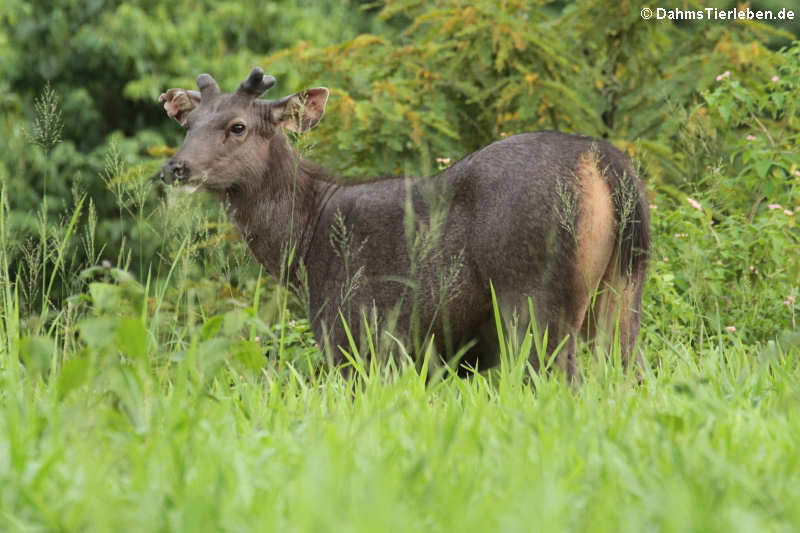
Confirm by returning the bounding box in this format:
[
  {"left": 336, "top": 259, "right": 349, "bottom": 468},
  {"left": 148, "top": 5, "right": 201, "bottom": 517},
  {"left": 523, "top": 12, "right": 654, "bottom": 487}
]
[
  {"left": 196, "top": 73, "right": 221, "bottom": 100},
  {"left": 236, "top": 67, "right": 277, "bottom": 99}
]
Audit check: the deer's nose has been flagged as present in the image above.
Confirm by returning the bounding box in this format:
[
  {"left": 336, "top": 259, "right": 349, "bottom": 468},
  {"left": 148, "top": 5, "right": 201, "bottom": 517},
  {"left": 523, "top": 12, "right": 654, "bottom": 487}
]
[{"left": 161, "top": 160, "right": 189, "bottom": 184}]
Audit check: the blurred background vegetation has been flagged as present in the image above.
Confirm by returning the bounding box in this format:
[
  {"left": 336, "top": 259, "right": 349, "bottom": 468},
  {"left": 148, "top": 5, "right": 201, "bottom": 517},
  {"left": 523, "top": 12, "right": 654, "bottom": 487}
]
[{"left": 0, "top": 0, "right": 798, "bottom": 350}]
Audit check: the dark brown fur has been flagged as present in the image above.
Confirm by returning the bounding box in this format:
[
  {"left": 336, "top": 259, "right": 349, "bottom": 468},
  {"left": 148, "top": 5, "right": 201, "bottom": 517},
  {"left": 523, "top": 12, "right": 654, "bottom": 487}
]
[{"left": 160, "top": 69, "right": 650, "bottom": 380}]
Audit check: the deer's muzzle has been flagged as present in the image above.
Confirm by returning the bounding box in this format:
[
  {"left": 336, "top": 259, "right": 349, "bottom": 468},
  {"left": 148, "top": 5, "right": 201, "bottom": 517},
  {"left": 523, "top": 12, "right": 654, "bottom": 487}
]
[{"left": 161, "top": 160, "right": 189, "bottom": 184}]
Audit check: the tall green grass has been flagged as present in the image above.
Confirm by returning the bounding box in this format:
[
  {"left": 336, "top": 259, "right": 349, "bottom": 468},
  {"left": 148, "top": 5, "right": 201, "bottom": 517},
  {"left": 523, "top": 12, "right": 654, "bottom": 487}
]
[{"left": 1, "top": 287, "right": 798, "bottom": 531}]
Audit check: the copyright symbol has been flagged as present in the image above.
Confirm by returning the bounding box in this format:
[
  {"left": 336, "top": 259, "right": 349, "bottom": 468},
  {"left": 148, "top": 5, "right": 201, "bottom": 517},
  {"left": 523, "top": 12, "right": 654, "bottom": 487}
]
[{"left": 641, "top": 7, "right": 653, "bottom": 19}]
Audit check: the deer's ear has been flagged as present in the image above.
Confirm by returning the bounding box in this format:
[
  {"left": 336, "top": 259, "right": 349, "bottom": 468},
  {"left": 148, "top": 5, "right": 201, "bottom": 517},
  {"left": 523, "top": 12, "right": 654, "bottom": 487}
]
[
  {"left": 270, "top": 88, "right": 329, "bottom": 133},
  {"left": 158, "top": 88, "right": 201, "bottom": 126}
]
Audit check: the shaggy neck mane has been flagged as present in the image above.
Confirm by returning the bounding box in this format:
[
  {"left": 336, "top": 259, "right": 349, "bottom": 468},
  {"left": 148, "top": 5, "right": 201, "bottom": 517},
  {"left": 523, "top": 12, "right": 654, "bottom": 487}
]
[{"left": 221, "top": 133, "right": 335, "bottom": 282}]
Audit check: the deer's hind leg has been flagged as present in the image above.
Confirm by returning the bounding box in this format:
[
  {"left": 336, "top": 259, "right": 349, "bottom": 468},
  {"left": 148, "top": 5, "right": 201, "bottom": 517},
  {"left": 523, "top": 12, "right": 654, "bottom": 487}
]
[
  {"left": 491, "top": 284, "right": 583, "bottom": 383},
  {"left": 584, "top": 259, "right": 646, "bottom": 370}
]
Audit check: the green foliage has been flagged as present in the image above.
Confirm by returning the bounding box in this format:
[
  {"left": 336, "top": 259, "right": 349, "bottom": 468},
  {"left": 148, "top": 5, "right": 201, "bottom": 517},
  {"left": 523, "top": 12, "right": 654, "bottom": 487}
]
[
  {"left": 647, "top": 42, "right": 799, "bottom": 342},
  {"left": 264, "top": 0, "right": 797, "bottom": 183}
]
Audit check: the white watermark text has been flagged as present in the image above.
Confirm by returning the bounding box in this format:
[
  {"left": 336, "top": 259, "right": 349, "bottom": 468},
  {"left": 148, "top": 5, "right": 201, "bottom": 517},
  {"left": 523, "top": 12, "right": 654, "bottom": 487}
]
[{"left": 640, "top": 7, "right": 795, "bottom": 21}]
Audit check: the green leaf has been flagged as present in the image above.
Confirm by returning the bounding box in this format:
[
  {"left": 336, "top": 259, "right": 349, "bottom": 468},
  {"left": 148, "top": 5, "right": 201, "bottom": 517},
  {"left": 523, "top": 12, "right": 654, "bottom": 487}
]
[
  {"left": 78, "top": 316, "right": 119, "bottom": 350},
  {"left": 223, "top": 309, "right": 250, "bottom": 336},
  {"left": 196, "top": 338, "right": 232, "bottom": 390},
  {"left": 116, "top": 317, "right": 148, "bottom": 359},
  {"left": 119, "top": 281, "right": 146, "bottom": 316},
  {"left": 230, "top": 340, "right": 265, "bottom": 372},
  {"left": 754, "top": 160, "right": 772, "bottom": 179},
  {"left": 717, "top": 105, "right": 730, "bottom": 123},
  {"left": 201, "top": 315, "right": 224, "bottom": 340},
  {"left": 58, "top": 355, "right": 89, "bottom": 399},
  {"left": 89, "top": 282, "right": 121, "bottom": 314},
  {"left": 19, "top": 335, "right": 56, "bottom": 375}
]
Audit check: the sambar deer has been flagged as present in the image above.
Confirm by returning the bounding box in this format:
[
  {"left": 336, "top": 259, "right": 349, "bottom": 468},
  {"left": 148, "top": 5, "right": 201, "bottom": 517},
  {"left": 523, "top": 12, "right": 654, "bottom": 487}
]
[{"left": 159, "top": 67, "right": 650, "bottom": 380}]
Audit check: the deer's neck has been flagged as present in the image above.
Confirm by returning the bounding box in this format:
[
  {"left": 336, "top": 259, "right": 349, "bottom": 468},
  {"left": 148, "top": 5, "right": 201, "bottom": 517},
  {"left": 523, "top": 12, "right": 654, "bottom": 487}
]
[{"left": 222, "top": 152, "right": 332, "bottom": 284}]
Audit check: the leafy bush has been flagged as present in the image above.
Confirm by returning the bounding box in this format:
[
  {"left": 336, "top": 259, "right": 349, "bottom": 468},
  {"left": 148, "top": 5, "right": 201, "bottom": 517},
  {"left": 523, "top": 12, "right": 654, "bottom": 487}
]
[
  {"left": 646, "top": 42, "right": 799, "bottom": 346},
  {"left": 261, "top": 0, "right": 796, "bottom": 185}
]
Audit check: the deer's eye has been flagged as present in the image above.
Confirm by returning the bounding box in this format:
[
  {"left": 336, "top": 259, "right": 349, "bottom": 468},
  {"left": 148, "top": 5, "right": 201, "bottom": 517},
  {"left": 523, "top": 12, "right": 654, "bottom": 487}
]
[{"left": 230, "top": 123, "right": 246, "bottom": 135}]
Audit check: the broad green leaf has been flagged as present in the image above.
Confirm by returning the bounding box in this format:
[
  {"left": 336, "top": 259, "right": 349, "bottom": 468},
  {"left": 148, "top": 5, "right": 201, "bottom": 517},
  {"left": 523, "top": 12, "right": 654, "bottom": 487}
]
[
  {"left": 223, "top": 309, "right": 250, "bottom": 336},
  {"left": 89, "top": 282, "right": 120, "bottom": 314},
  {"left": 58, "top": 355, "right": 89, "bottom": 399},
  {"left": 19, "top": 335, "right": 56, "bottom": 375},
  {"left": 201, "top": 315, "right": 224, "bottom": 340},
  {"left": 754, "top": 160, "right": 772, "bottom": 179},
  {"left": 230, "top": 340, "right": 265, "bottom": 372},
  {"left": 78, "top": 316, "right": 119, "bottom": 350},
  {"left": 116, "top": 317, "right": 148, "bottom": 359}
]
